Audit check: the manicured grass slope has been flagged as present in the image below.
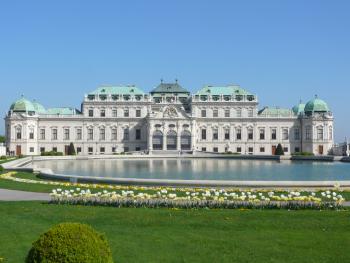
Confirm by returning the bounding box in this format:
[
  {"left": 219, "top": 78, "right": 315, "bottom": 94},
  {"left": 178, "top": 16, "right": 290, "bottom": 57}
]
[{"left": 0, "top": 202, "right": 350, "bottom": 263}]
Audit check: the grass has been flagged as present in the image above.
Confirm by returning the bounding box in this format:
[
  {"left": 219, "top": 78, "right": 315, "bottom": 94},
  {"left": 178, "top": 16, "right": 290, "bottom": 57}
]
[{"left": 0, "top": 202, "right": 349, "bottom": 263}]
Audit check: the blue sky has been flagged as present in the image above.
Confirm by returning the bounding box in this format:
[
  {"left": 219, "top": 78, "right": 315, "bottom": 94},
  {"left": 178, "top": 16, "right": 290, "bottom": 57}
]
[{"left": 1, "top": 0, "right": 349, "bottom": 141}]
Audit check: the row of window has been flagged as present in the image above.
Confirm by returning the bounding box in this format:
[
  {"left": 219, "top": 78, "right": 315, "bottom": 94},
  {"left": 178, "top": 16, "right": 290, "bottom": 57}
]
[
  {"left": 87, "top": 108, "right": 142, "bottom": 118},
  {"left": 38, "top": 146, "right": 140, "bottom": 154},
  {"left": 200, "top": 108, "right": 254, "bottom": 118},
  {"left": 200, "top": 146, "right": 290, "bottom": 153}
]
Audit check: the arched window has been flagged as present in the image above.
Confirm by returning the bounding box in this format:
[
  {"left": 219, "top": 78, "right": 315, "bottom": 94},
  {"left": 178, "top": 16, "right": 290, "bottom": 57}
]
[
  {"left": 181, "top": 130, "right": 191, "bottom": 150},
  {"left": 153, "top": 130, "right": 163, "bottom": 150},
  {"left": 166, "top": 130, "right": 177, "bottom": 150}
]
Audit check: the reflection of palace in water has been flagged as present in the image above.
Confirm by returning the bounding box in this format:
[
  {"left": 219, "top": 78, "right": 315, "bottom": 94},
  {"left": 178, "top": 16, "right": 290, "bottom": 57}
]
[{"left": 6, "top": 81, "right": 334, "bottom": 156}]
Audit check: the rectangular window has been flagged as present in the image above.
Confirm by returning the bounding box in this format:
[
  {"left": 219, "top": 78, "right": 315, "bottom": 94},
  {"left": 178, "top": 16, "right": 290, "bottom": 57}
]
[
  {"left": 201, "top": 109, "right": 206, "bottom": 117},
  {"left": 248, "top": 147, "right": 254, "bottom": 153},
  {"left": 123, "top": 128, "right": 129, "bottom": 141},
  {"left": 306, "top": 127, "right": 312, "bottom": 140},
  {"left": 295, "top": 147, "right": 300, "bottom": 153},
  {"left": 317, "top": 128, "right": 324, "bottom": 140},
  {"left": 236, "top": 109, "right": 242, "bottom": 117},
  {"left": 64, "top": 129, "right": 70, "bottom": 140},
  {"left": 124, "top": 147, "right": 129, "bottom": 152},
  {"left": 202, "top": 147, "right": 206, "bottom": 152},
  {"left": 100, "top": 109, "right": 105, "bottom": 117},
  {"left": 212, "top": 129, "right": 218, "bottom": 140},
  {"left": 29, "top": 129, "right": 34, "bottom": 139},
  {"left": 88, "top": 147, "right": 93, "bottom": 154},
  {"left": 52, "top": 129, "right": 58, "bottom": 140},
  {"left": 16, "top": 127, "right": 22, "bottom": 139},
  {"left": 111, "top": 129, "right": 117, "bottom": 140},
  {"left": 260, "top": 147, "right": 265, "bottom": 153},
  {"left": 124, "top": 109, "right": 129, "bottom": 117},
  {"left": 213, "top": 147, "right": 218, "bottom": 153},
  {"left": 136, "top": 109, "right": 141, "bottom": 117},
  {"left": 52, "top": 147, "right": 57, "bottom": 152},
  {"left": 236, "top": 128, "right": 242, "bottom": 140},
  {"left": 259, "top": 129, "right": 265, "bottom": 140},
  {"left": 213, "top": 109, "right": 218, "bottom": 118},
  {"left": 248, "top": 109, "right": 254, "bottom": 117},
  {"left": 112, "top": 109, "right": 117, "bottom": 117},
  {"left": 282, "top": 128, "right": 289, "bottom": 140},
  {"left": 135, "top": 129, "right": 141, "bottom": 140},
  {"left": 283, "top": 147, "right": 289, "bottom": 153},
  {"left": 88, "top": 128, "right": 93, "bottom": 140},
  {"left": 88, "top": 109, "right": 94, "bottom": 117},
  {"left": 201, "top": 129, "right": 207, "bottom": 140},
  {"left": 224, "top": 109, "right": 230, "bottom": 118},
  {"left": 224, "top": 129, "right": 230, "bottom": 140},
  {"left": 30, "top": 147, "right": 34, "bottom": 153},
  {"left": 100, "top": 129, "right": 105, "bottom": 141},
  {"left": 40, "top": 147, "right": 45, "bottom": 153},
  {"left": 100, "top": 147, "right": 105, "bottom": 154},
  {"left": 135, "top": 146, "right": 141, "bottom": 151},
  {"left": 76, "top": 128, "right": 82, "bottom": 140},
  {"left": 294, "top": 128, "right": 300, "bottom": 140},
  {"left": 248, "top": 128, "right": 253, "bottom": 140},
  {"left": 77, "top": 147, "right": 82, "bottom": 153},
  {"left": 237, "top": 147, "right": 242, "bottom": 153},
  {"left": 271, "top": 128, "right": 277, "bottom": 140},
  {"left": 112, "top": 147, "right": 116, "bottom": 153},
  {"left": 40, "top": 129, "right": 45, "bottom": 140}
]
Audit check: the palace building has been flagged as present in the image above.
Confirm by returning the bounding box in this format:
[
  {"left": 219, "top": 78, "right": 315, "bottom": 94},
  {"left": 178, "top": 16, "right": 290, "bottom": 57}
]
[{"left": 4, "top": 81, "right": 334, "bottom": 156}]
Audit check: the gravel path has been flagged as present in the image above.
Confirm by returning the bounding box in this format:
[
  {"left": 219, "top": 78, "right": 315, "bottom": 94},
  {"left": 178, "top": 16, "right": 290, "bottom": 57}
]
[{"left": 0, "top": 189, "right": 50, "bottom": 201}]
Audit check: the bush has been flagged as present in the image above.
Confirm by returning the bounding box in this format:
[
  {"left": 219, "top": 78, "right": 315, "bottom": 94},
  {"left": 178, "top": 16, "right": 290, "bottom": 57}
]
[
  {"left": 275, "top": 144, "right": 284, "bottom": 156},
  {"left": 41, "top": 151, "right": 64, "bottom": 156},
  {"left": 0, "top": 165, "right": 4, "bottom": 173},
  {"left": 26, "top": 223, "right": 113, "bottom": 263},
  {"left": 293, "top": 152, "right": 314, "bottom": 156},
  {"left": 0, "top": 156, "right": 6, "bottom": 160},
  {"left": 67, "top": 142, "right": 76, "bottom": 155}
]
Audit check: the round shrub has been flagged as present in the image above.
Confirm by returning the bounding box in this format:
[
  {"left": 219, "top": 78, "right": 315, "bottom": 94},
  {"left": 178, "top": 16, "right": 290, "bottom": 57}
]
[{"left": 26, "top": 223, "right": 113, "bottom": 263}]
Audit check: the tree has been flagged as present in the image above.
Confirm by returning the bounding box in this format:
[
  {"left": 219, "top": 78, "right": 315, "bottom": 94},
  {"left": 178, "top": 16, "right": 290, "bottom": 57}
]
[
  {"left": 67, "top": 142, "right": 76, "bottom": 155},
  {"left": 0, "top": 135, "right": 5, "bottom": 143},
  {"left": 275, "top": 143, "right": 284, "bottom": 155}
]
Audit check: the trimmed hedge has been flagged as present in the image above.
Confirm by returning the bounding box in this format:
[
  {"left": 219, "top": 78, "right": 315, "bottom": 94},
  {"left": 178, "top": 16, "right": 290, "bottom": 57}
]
[
  {"left": 26, "top": 223, "right": 113, "bottom": 263},
  {"left": 41, "top": 151, "right": 64, "bottom": 156},
  {"left": 0, "top": 165, "right": 3, "bottom": 173}
]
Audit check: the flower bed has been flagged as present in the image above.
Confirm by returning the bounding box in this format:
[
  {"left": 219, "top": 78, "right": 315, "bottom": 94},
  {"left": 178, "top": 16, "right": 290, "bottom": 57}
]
[{"left": 50, "top": 188, "right": 345, "bottom": 210}]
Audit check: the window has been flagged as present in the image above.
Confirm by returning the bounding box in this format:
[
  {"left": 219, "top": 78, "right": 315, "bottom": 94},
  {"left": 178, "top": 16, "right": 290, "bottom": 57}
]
[
  {"left": 88, "top": 109, "right": 94, "bottom": 117},
  {"left": 16, "top": 127, "right": 22, "bottom": 139},
  {"left": 123, "top": 128, "right": 129, "bottom": 141},
  {"left": 136, "top": 109, "right": 141, "bottom": 117},
  {"left": 29, "top": 128, "right": 34, "bottom": 139},
  {"left": 100, "top": 109, "right": 105, "bottom": 117},
  {"left": 112, "top": 109, "right": 117, "bottom": 117},
  {"left": 124, "top": 109, "right": 129, "bottom": 117},
  {"left": 52, "top": 129, "right": 58, "bottom": 140},
  {"left": 248, "top": 147, "right": 253, "bottom": 153},
  {"left": 306, "top": 126, "right": 312, "bottom": 140},
  {"left": 248, "top": 109, "right": 253, "bottom": 117},
  {"left": 259, "top": 129, "right": 265, "bottom": 140},
  {"left": 88, "top": 147, "right": 93, "bottom": 154},
  {"left": 283, "top": 147, "right": 289, "bottom": 153},
  {"left": 213, "top": 109, "right": 218, "bottom": 117},
  {"left": 236, "top": 128, "right": 242, "bottom": 140},
  {"left": 201, "top": 109, "right": 206, "bottom": 117},
  {"left": 201, "top": 129, "right": 207, "bottom": 140},
  {"left": 294, "top": 128, "right": 300, "bottom": 140},
  {"left": 260, "top": 147, "right": 265, "bottom": 153},
  {"left": 40, "top": 147, "right": 45, "bottom": 153},
  {"left": 248, "top": 128, "right": 253, "bottom": 140},
  {"left": 52, "top": 147, "right": 57, "bottom": 152},
  {"left": 282, "top": 128, "right": 289, "bottom": 140},
  {"left": 76, "top": 128, "right": 82, "bottom": 140},
  {"left": 64, "top": 128, "right": 70, "bottom": 140},
  {"left": 202, "top": 147, "right": 206, "bottom": 152},
  {"left": 77, "top": 147, "right": 82, "bottom": 153},
  {"left": 135, "top": 146, "right": 141, "bottom": 151},
  {"left": 111, "top": 128, "right": 117, "bottom": 140},
  {"left": 224, "top": 128, "right": 230, "bottom": 140},
  {"left": 224, "top": 109, "right": 230, "bottom": 118},
  {"left": 329, "top": 127, "right": 333, "bottom": 140},
  {"left": 136, "top": 129, "right": 141, "bottom": 140},
  {"left": 100, "top": 147, "right": 105, "bottom": 154},
  {"left": 213, "top": 147, "right": 218, "bottom": 153},
  {"left": 212, "top": 129, "right": 218, "bottom": 140},
  {"left": 317, "top": 127, "right": 323, "bottom": 140},
  {"left": 236, "top": 109, "right": 242, "bottom": 117},
  {"left": 112, "top": 147, "right": 116, "bottom": 153},
  {"left": 295, "top": 147, "right": 300, "bottom": 153},
  {"left": 88, "top": 128, "right": 93, "bottom": 140},
  {"left": 40, "top": 129, "right": 45, "bottom": 140},
  {"left": 124, "top": 147, "right": 129, "bottom": 152},
  {"left": 100, "top": 128, "right": 105, "bottom": 141},
  {"left": 271, "top": 128, "right": 277, "bottom": 140},
  {"left": 237, "top": 147, "right": 242, "bottom": 153},
  {"left": 30, "top": 147, "right": 34, "bottom": 153}
]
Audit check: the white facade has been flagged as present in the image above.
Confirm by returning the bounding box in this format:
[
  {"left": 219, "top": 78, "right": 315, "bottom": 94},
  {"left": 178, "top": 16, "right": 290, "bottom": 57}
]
[{"left": 4, "top": 82, "right": 334, "bottom": 156}]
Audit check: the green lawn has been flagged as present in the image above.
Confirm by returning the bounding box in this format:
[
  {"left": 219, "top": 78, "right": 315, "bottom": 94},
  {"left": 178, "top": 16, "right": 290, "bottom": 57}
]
[{"left": 0, "top": 202, "right": 350, "bottom": 263}]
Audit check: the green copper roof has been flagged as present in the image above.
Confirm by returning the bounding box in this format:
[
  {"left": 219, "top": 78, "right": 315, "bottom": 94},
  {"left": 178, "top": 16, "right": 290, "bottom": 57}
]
[
  {"left": 10, "top": 97, "right": 36, "bottom": 112},
  {"left": 292, "top": 102, "right": 305, "bottom": 116},
  {"left": 304, "top": 97, "right": 330, "bottom": 113},
  {"left": 46, "top": 107, "right": 81, "bottom": 115},
  {"left": 195, "top": 85, "right": 254, "bottom": 96},
  {"left": 258, "top": 107, "right": 294, "bottom": 117},
  {"left": 150, "top": 82, "right": 190, "bottom": 95},
  {"left": 32, "top": 101, "right": 47, "bottom": 114},
  {"left": 89, "top": 86, "right": 145, "bottom": 95}
]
